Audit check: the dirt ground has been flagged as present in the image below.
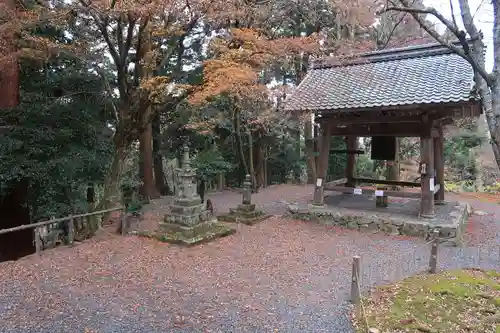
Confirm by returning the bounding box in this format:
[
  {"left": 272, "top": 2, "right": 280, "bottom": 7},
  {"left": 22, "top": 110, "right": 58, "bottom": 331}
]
[{"left": 0, "top": 185, "right": 498, "bottom": 333}]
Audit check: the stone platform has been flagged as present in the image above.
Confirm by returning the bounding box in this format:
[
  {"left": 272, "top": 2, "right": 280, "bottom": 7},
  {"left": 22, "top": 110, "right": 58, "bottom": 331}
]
[
  {"left": 218, "top": 203, "right": 272, "bottom": 225},
  {"left": 287, "top": 194, "right": 471, "bottom": 246},
  {"left": 217, "top": 174, "right": 272, "bottom": 225},
  {"left": 133, "top": 221, "right": 236, "bottom": 246}
]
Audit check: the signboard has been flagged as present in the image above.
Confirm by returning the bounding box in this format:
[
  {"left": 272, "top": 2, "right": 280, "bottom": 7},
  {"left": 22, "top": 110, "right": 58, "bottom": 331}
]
[
  {"left": 316, "top": 178, "right": 323, "bottom": 187},
  {"left": 353, "top": 188, "right": 362, "bottom": 195},
  {"left": 429, "top": 178, "right": 435, "bottom": 192},
  {"left": 375, "top": 190, "right": 384, "bottom": 197}
]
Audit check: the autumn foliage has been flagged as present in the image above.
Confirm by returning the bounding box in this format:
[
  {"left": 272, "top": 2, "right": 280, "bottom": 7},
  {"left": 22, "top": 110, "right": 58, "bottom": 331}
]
[{"left": 189, "top": 28, "right": 319, "bottom": 105}]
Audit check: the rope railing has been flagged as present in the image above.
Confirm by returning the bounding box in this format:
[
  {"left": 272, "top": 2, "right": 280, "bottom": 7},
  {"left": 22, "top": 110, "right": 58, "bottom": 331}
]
[{"left": 0, "top": 207, "right": 124, "bottom": 235}]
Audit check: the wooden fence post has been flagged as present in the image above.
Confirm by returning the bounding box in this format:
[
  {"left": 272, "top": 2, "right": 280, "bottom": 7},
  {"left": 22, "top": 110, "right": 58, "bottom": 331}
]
[
  {"left": 34, "top": 227, "right": 42, "bottom": 255},
  {"left": 68, "top": 215, "right": 75, "bottom": 247},
  {"left": 429, "top": 229, "right": 439, "bottom": 274},
  {"left": 351, "top": 256, "right": 361, "bottom": 304}
]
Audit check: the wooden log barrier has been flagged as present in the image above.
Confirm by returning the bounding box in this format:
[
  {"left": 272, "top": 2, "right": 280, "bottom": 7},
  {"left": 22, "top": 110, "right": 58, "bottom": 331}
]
[
  {"left": 352, "top": 178, "right": 421, "bottom": 188},
  {"left": 324, "top": 185, "right": 421, "bottom": 199}
]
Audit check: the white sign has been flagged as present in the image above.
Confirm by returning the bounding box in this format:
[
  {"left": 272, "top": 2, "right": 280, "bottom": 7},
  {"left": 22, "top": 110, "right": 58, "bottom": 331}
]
[
  {"left": 316, "top": 178, "right": 323, "bottom": 187},
  {"left": 375, "top": 190, "right": 384, "bottom": 197},
  {"left": 353, "top": 188, "right": 362, "bottom": 195},
  {"left": 429, "top": 177, "right": 435, "bottom": 191}
]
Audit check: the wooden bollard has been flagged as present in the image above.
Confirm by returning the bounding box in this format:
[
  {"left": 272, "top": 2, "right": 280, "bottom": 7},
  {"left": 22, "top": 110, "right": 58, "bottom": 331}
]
[
  {"left": 68, "top": 215, "right": 75, "bottom": 247},
  {"left": 429, "top": 229, "right": 439, "bottom": 274},
  {"left": 351, "top": 256, "right": 361, "bottom": 304},
  {"left": 34, "top": 227, "right": 42, "bottom": 255}
]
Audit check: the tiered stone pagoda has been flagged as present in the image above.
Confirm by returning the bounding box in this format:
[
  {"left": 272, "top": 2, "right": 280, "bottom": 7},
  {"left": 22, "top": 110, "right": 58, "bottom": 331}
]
[
  {"left": 158, "top": 145, "right": 235, "bottom": 245},
  {"left": 218, "top": 174, "right": 271, "bottom": 225}
]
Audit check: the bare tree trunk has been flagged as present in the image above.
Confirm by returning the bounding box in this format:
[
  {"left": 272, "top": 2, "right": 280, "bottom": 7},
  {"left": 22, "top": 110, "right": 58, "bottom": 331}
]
[
  {"left": 255, "top": 142, "right": 266, "bottom": 188},
  {"left": 139, "top": 122, "right": 160, "bottom": 199},
  {"left": 487, "top": 84, "right": 500, "bottom": 166},
  {"left": 0, "top": 57, "right": 19, "bottom": 109},
  {"left": 233, "top": 108, "right": 250, "bottom": 177},
  {"left": 100, "top": 142, "right": 127, "bottom": 211},
  {"left": 247, "top": 128, "right": 257, "bottom": 190},
  {"left": 389, "top": 0, "right": 500, "bottom": 171},
  {"left": 152, "top": 115, "right": 168, "bottom": 195},
  {"left": 459, "top": 0, "right": 500, "bottom": 171}
]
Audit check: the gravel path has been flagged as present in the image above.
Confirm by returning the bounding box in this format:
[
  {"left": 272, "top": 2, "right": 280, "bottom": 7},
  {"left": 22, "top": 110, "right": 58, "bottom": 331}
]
[{"left": 0, "top": 187, "right": 498, "bottom": 333}]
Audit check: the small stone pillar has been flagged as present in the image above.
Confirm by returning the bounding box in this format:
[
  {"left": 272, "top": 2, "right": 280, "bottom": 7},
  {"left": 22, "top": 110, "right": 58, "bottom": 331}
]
[
  {"left": 218, "top": 174, "right": 271, "bottom": 225},
  {"left": 242, "top": 174, "right": 252, "bottom": 204}
]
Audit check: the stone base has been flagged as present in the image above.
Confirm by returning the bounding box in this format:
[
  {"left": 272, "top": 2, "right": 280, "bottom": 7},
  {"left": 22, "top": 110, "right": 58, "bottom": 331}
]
[
  {"left": 135, "top": 220, "right": 235, "bottom": 246},
  {"left": 287, "top": 201, "right": 471, "bottom": 246},
  {"left": 218, "top": 203, "right": 272, "bottom": 225},
  {"left": 165, "top": 201, "right": 209, "bottom": 226},
  {"left": 308, "top": 203, "right": 327, "bottom": 210}
]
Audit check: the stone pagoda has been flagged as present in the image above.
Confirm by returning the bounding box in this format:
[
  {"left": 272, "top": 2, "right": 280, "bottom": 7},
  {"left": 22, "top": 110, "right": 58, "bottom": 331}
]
[
  {"left": 158, "top": 145, "right": 235, "bottom": 245},
  {"left": 218, "top": 174, "right": 271, "bottom": 225}
]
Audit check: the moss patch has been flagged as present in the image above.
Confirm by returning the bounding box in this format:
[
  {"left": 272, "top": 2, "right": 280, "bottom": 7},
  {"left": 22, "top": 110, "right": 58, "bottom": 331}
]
[{"left": 354, "top": 269, "right": 500, "bottom": 333}]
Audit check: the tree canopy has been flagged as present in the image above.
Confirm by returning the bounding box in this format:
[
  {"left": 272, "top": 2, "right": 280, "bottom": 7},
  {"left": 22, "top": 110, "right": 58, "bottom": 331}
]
[{"left": 0, "top": 0, "right": 496, "bottom": 226}]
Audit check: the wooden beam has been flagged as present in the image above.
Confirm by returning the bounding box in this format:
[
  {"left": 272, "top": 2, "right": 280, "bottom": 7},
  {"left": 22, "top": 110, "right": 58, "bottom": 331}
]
[
  {"left": 325, "top": 178, "right": 347, "bottom": 186},
  {"left": 315, "top": 100, "right": 481, "bottom": 117},
  {"left": 324, "top": 115, "right": 426, "bottom": 125},
  {"left": 329, "top": 122, "right": 438, "bottom": 137},
  {"left": 352, "top": 178, "right": 421, "bottom": 187},
  {"left": 323, "top": 185, "right": 421, "bottom": 199},
  {"left": 330, "top": 149, "right": 365, "bottom": 155}
]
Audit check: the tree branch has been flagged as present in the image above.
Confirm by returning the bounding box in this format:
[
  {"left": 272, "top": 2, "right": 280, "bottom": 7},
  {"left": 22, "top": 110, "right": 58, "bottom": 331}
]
[
  {"left": 377, "top": 12, "right": 407, "bottom": 49},
  {"left": 116, "top": 15, "right": 124, "bottom": 55},
  {"left": 121, "top": 13, "right": 136, "bottom": 65},
  {"left": 492, "top": 0, "right": 500, "bottom": 75},
  {"left": 154, "top": 15, "right": 200, "bottom": 74},
  {"left": 382, "top": 1, "right": 493, "bottom": 86}
]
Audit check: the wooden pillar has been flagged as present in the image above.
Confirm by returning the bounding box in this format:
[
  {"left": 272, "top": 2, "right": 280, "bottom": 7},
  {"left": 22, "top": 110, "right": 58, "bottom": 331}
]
[
  {"left": 433, "top": 126, "right": 445, "bottom": 204},
  {"left": 420, "top": 132, "right": 435, "bottom": 218},
  {"left": 305, "top": 116, "right": 317, "bottom": 184},
  {"left": 345, "top": 136, "right": 357, "bottom": 187},
  {"left": 312, "top": 123, "right": 332, "bottom": 206}
]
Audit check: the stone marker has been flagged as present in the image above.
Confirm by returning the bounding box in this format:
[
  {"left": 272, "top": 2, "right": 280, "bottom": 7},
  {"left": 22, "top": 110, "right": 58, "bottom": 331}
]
[
  {"left": 158, "top": 145, "right": 235, "bottom": 245},
  {"left": 218, "top": 174, "right": 271, "bottom": 225}
]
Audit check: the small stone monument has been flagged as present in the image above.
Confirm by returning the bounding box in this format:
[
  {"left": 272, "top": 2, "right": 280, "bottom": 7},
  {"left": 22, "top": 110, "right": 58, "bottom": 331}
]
[
  {"left": 218, "top": 174, "right": 271, "bottom": 225},
  {"left": 158, "top": 145, "right": 235, "bottom": 245}
]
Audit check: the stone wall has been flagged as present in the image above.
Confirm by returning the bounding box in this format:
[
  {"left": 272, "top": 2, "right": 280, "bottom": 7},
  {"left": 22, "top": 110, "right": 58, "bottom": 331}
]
[{"left": 287, "top": 202, "right": 470, "bottom": 246}]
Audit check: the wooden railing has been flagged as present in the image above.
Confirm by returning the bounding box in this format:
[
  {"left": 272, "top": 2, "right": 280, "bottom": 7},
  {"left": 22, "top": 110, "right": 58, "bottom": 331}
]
[{"left": 0, "top": 207, "right": 126, "bottom": 255}]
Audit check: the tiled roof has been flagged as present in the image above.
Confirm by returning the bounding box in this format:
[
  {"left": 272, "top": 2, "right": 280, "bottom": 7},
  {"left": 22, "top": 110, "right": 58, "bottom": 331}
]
[{"left": 284, "top": 42, "right": 479, "bottom": 113}]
